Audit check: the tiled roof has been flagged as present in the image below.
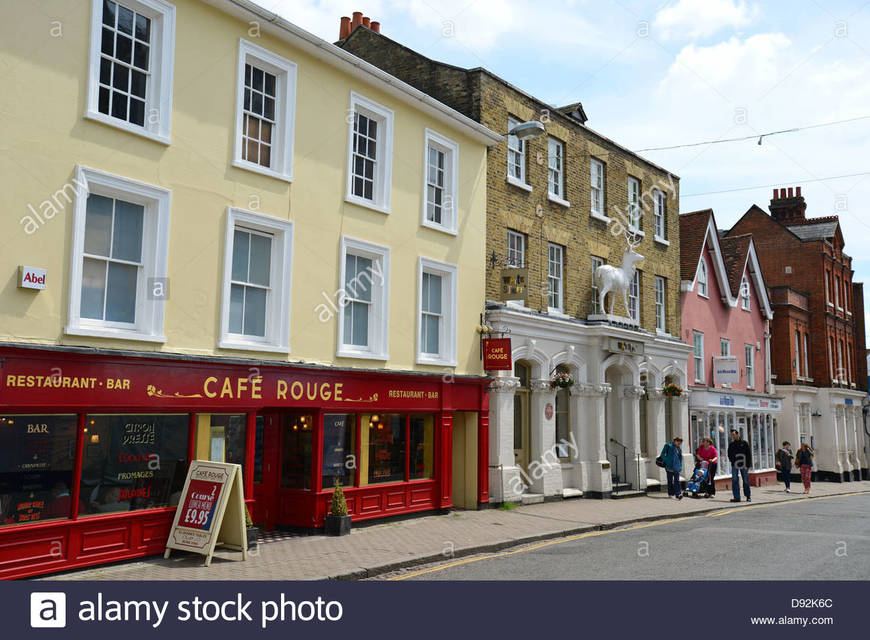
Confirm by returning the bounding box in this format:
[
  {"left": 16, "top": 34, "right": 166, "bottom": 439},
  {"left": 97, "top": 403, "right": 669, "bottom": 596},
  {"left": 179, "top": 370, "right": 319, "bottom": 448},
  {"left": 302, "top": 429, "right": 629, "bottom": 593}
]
[
  {"left": 679, "top": 210, "right": 713, "bottom": 281},
  {"left": 719, "top": 234, "right": 751, "bottom": 298},
  {"left": 786, "top": 221, "right": 839, "bottom": 241}
]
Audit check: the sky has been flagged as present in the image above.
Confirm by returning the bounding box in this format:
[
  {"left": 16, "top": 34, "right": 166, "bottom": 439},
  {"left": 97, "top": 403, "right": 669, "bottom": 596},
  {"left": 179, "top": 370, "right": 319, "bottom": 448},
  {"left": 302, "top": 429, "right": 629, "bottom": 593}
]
[{"left": 265, "top": 0, "right": 870, "bottom": 341}]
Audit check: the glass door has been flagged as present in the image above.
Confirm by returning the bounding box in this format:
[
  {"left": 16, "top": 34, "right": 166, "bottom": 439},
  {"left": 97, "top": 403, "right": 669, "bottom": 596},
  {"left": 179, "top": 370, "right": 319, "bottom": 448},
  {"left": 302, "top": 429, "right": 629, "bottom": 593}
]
[{"left": 252, "top": 412, "right": 279, "bottom": 529}]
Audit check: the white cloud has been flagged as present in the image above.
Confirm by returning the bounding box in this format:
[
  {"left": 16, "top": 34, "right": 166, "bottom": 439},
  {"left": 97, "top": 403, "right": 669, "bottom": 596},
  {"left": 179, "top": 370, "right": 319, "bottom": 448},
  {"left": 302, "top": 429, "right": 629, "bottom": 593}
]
[{"left": 654, "top": 0, "right": 759, "bottom": 40}]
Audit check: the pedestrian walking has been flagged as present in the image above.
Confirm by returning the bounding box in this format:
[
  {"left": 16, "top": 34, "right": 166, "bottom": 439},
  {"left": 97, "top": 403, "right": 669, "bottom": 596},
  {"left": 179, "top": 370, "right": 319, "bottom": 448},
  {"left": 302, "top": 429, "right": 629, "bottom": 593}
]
[
  {"left": 695, "top": 436, "right": 718, "bottom": 498},
  {"left": 775, "top": 441, "right": 794, "bottom": 492},
  {"left": 795, "top": 442, "right": 814, "bottom": 494},
  {"left": 727, "top": 429, "right": 752, "bottom": 502},
  {"left": 660, "top": 436, "right": 684, "bottom": 500}
]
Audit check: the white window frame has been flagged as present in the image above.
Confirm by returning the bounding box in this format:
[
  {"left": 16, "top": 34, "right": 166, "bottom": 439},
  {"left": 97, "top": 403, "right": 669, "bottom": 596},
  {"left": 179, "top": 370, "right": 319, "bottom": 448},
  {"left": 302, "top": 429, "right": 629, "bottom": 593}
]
[
  {"left": 547, "top": 137, "right": 569, "bottom": 207},
  {"left": 219, "top": 208, "right": 293, "bottom": 353},
  {"left": 697, "top": 259, "right": 708, "bottom": 298},
  {"left": 834, "top": 276, "right": 842, "bottom": 310},
  {"left": 416, "top": 257, "right": 458, "bottom": 367},
  {"left": 654, "top": 275, "right": 666, "bottom": 332},
  {"left": 802, "top": 332, "right": 810, "bottom": 378},
  {"left": 66, "top": 165, "right": 170, "bottom": 342},
  {"left": 720, "top": 338, "right": 730, "bottom": 356},
  {"left": 745, "top": 344, "right": 754, "bottom": 389},
  {"left": 628, "top": 271, "right": 639, "bottom": 321},
  {"left": 547, "top": 243, "right": 564, "bottom": 314},
  {"left": 653, "top": 188, "right": 667, "bottom": 244},
  {"left": 85, "top": 0, "right": 175, "bottom": 144},
  {"left": 693, "top": 331, "right": 705, "bottom": 383},
  {"left": 507, "top": 230, "right": 526, "bottom": 268},
  {"left": 421, "top": 129, "right": 459, "bottom": 235},
  {"left": 794, "top": 330, "right": 801, "bottom": 378},
  {"left": 740, "top": 276, "right": 751, "bottom": 310},
  {"left": 346, "top": 92, "right": 394, "bottom": 214},
  {"left": 507, "top": 117, "right": 530, "bottom": 190},
  {"left": 627, "top": 176, "right": 642, "bottom": 232},
  {"left": 232, "top": 39, "right": 297, "bottom": 183},
  {"left": 590, "top": 158, "right": 605, "bottom": 219},
  {"left": 591, "top": 255, "right": 604, "bottom": 314},
  {"left": 825, "top": 271, "right": 832, "bottom": 305},
  {"left": 337, "top": 236, "right": 390, "bottom": 360}
]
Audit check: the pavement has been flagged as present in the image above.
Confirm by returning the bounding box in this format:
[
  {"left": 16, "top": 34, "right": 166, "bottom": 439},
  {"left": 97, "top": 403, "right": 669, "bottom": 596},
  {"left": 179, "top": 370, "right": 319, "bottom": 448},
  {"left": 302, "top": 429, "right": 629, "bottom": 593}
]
[{"left": 43, "top": 480, "right": 870, "bottom": 581}]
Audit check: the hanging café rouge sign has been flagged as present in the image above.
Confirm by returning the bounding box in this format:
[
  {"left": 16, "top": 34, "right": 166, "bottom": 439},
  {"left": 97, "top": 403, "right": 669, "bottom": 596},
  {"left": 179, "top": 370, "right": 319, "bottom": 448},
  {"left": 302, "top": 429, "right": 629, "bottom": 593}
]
[{"left": 0, "top": 354, "right": 447, "bottom": 409}]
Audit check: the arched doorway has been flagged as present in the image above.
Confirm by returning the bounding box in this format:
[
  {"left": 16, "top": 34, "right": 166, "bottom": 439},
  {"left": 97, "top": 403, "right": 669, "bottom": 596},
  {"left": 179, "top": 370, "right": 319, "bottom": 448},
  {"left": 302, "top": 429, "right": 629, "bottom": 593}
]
[
  {"left": 605, "top": 364, "right": 634, "bottom": 486},
  {"left": 513, "top": 361, "right": 531, "bottom": 475}
]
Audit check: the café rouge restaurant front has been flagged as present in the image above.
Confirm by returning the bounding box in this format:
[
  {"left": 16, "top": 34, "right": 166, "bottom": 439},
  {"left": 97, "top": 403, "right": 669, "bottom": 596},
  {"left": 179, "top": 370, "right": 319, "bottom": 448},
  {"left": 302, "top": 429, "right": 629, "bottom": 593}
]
[{"left": 0, "top": 345, "right": 490, "bottom": 579}]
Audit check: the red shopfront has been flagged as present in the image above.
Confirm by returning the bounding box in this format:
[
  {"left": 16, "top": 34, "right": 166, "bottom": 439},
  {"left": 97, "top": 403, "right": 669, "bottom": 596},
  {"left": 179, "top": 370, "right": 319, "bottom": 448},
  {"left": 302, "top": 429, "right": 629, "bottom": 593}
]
[{"left": 0, "top": 346, "right": 490, "bottom": 579}]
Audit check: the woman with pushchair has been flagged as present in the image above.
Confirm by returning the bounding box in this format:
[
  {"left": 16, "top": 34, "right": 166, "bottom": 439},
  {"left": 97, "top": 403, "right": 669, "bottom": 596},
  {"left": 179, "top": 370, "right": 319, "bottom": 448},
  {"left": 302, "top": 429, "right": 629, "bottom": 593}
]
[{"left": 695, "top": 436, "right": 718, "bottom": 498}]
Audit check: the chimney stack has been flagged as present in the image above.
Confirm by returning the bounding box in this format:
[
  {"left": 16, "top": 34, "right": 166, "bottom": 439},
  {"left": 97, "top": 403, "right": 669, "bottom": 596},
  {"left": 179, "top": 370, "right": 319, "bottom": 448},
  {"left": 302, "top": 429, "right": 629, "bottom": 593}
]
[
  {"left": 769, "top": 185, "right": 807, "bottom": 223},
  {"left": 340, "top": 11, "right": 381, "bottom": 40}
]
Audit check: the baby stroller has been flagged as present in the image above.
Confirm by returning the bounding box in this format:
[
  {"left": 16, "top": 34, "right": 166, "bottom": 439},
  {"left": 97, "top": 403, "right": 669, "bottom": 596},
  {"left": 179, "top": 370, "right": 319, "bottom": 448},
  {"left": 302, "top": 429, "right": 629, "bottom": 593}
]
[{"left": 684, "top": 461, "right": 709, "bottom": 498}]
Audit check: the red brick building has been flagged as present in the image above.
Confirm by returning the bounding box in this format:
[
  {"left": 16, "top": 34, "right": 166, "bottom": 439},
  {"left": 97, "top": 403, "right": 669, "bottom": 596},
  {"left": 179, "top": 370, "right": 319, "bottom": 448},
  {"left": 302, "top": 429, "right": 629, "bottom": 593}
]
[{"left": 727, "top": 188, "right": 868, "bottom": 481}]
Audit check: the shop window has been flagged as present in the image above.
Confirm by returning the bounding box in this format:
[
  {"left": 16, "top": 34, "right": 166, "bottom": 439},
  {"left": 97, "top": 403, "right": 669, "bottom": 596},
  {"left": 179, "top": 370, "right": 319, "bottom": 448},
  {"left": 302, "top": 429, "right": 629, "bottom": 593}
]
[
  {"left": 409, "top": 415, "right": 434, "bottom": 479},
  {"left": 0, "top": 415, "right": 78, "bottom": 526},
  {"left": 196, "top": 414, "right": 246, "bottom": 474},
  {"left": 79, "top": 414, "right": 188, "bottom": 516},
  {"left": 281, "top": 414, "right": 313, "bottom": 490},
  {"left": 364, "top": 414, "right": 405, "bottom": 484},
  {"left": 322, "top": 414, "right": 356, "bottom": 489}
]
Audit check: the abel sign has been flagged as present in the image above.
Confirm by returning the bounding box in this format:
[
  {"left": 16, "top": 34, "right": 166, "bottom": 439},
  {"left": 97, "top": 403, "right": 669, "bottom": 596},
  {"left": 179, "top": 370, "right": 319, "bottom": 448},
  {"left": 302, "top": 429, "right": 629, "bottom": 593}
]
[
  {"left": 18, "top": 266, "right": 46, "bottom": 290},
  {"left": 165, "top": 461, "right": 247, "bottom": 567}
]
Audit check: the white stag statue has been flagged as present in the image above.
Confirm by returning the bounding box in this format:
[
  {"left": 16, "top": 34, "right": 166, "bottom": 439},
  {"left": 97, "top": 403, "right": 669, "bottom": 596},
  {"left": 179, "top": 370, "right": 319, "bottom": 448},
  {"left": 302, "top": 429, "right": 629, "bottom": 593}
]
[{"left": 594, "top": 232, "right": 644, "bottom": 317}]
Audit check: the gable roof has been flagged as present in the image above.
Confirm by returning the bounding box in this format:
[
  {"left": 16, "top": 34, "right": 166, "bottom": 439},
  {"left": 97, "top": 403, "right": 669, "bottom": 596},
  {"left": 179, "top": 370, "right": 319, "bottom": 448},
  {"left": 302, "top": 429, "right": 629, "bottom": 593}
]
[
  {"left": 679, "top": 209, "right": 712, "bottom": 281},
  {"left": 719, "top": 234, "right": 752, "bottom": 297},
  {"left": 200, "top": 0, "right": 502, "bottom": 146}
]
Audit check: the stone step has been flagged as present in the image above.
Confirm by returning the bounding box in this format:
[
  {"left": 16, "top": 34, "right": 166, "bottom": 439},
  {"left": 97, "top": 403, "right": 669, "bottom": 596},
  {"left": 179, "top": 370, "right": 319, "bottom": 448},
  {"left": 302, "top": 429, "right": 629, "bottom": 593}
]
[
  {"left": 562, "top": 488, "right": 583, "bottom": 499},
  {"left": 610, "top": 490, "right": 647, "bottom": 499},
  {"left": 520, "top": 493, "right": 545, "bottom": 505}
]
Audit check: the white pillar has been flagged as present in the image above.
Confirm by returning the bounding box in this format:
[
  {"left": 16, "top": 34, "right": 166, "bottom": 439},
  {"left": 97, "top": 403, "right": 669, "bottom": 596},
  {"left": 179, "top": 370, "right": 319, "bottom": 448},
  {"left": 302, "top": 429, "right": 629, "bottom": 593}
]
[
  {"left": 568, "top": 384, "right": 586, "bottom": 490},
  {"left": 646, "top": 389, "right": 667, "bottom": 484},
  {"left": 578, "top": 383, "right": 611, "bottom": 496},
  {"left": 529, "top": 379, "right": 563, "bottom": 497},
  {"left": 624, "top": 385, "right": 646, "bottom": 489},
  {"left": 678, "top": 392, "right": 692, "bottom": 475},
  {"left": 487, "top": 376, "right": 523, "bottom": 503}
]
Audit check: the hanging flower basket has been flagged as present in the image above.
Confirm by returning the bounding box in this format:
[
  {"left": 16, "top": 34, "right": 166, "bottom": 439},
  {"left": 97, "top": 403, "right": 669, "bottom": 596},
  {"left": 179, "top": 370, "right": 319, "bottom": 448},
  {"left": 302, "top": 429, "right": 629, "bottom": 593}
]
[
  {"left": 550, "top": 371, "right": 574, "bottom": 389},
  {"left": 662, "top": 382, "right": 683, "bottom": 397}
]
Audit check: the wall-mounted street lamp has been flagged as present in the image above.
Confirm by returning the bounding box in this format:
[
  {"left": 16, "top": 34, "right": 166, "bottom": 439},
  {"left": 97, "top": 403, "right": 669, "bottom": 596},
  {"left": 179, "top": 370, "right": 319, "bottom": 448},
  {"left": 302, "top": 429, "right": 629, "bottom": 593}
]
[{"left": 506, "top": 120, "right": 546, "bottom": 141}]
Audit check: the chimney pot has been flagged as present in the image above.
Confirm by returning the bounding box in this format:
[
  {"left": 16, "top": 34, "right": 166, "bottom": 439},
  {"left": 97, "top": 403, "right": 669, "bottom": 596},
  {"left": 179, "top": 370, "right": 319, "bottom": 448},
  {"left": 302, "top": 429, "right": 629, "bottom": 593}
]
[
  {"left": 362, "top": 16, "right": 371, "bottom": 28},
  {"left": 352, "top": 11, "right": 363, "bottom": 29},
  {"left": 371, "top": 21, "right": 380, "bottom": 33},
  {"left": 796, "top": 186, "right": 802, "bottom": 197},
  {"left": 773, "top": 188, "right": 779, "bottom": 199},
  {"left": 787, "top": 187, "right": 794, "bottom": 198},
  {"left": 339, "top": 16, "right": 351, "bottom": 39}
]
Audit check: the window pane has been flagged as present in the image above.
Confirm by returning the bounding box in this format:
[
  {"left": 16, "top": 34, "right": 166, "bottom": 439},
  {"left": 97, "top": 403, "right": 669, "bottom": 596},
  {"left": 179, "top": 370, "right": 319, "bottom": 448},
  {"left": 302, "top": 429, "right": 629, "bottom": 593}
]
[
  {"left": 0, "top": 415, "right": 78, "bottom": 526},
  {"left": 243, "top": 286, "right": 266, "bottom": 337},
  {"left": 231, "top": 230, "right": 250, "bottom": 282},
  {"left": 79, "top": 414, "right": 189, "bottom": 516},
  {"left": 281, "top": 414, "right": 312, "bottom": 490},
  {"left": 322, "top": 414, "right": 356, "bottom": 489},
  {"left": 229, "top": 283, "right": 244, "bottom": 334},
  {"left": 409, "top": 415, "right": 434, "bottom": 479},
  {"left": 84, "top": 194, "right": 113, "bottom": 257},
  {"left": 105, "top": 261, "right": 138, "bottom": 323},
  {"left": 111, "top": 200, "right": 144, "bottom": 262},
  {"left": 81, "top": 257, "right": 107, "bottom": 320},
  {"left": 351, "top": 301, "right": 369, "bottom": 346},
  {"left": 117, "top": 5, "right": 134, "bottom": 34},
  {"left": 248, "top": 233, "right": 271, "bottom": 287},
  {"left": 423, "top": 315, "right": 440, "bottom": 354},
  {"left": 426, "top": 273, "right": 442, "bottom": 314},
  {"left": 366, "top": 414, "right": 405, "bottom": 484},
  {"left": 103, "top": 1, "right": 117, "bottom": 27},
  {"left": 206, "top": 415, "right": 246, "bottom": 469}
]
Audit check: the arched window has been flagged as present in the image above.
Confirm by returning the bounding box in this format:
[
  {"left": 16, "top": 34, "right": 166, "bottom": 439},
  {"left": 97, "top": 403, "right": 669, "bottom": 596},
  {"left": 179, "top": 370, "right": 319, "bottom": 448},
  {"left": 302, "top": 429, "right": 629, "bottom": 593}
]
[
  {"left": 740, "top": 276, "right": 751, "bottom": 310},
  {"left": 554, "top": 365, "right": 571, "bottom": 459},
  {"left": 697, "top": 259, "right": 708, "bottom": 297}
]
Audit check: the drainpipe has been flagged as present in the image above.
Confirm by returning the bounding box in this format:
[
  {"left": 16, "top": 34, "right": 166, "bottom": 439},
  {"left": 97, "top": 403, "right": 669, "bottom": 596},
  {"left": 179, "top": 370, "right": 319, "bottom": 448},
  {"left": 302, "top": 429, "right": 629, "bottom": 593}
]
[{"left": 764, "top": 321, "right": 772, "bottom": 394}]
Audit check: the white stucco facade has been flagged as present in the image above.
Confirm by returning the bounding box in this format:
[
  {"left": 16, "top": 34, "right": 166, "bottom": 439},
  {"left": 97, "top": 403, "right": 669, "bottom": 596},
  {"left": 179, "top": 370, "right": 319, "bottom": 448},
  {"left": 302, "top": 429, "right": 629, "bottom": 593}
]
[{"left": 486, "top": 306, "right": 692, "bottom": 501}]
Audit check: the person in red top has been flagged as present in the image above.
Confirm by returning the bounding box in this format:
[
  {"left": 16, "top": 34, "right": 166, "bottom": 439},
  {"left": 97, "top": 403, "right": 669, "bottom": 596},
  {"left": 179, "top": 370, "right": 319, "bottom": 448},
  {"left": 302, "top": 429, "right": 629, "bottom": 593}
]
[{"left": 695, "top": 437, "right": 718, "bottom": 498}]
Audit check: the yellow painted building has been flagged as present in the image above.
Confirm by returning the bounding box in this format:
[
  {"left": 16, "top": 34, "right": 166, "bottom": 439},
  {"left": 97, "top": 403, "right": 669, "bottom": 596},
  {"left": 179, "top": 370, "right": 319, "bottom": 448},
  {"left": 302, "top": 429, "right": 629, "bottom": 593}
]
[{"left": 0, "top": 0, "right": 500, "bottom": 577}]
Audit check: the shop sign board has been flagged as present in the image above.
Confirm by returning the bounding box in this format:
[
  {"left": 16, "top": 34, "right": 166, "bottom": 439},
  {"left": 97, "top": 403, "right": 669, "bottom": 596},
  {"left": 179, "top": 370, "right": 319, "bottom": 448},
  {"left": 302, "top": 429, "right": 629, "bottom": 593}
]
[
  {"left": 607, "top": 338, "right": 644, "bottom": 356},
  {"left": 483, "top": 338, "right": 512, "bottom": 370},
  {"left": 500, "top": 268, "right": 527, "bottom": 301},
  {"left": 164, "top": 461, "right": 247, "bottom": 567},
  {"left": 18, "top": 266, "right": 46, "bottom": 290},
  {"left": 713, "top": 356, "right": 739, "bottom": 385}
]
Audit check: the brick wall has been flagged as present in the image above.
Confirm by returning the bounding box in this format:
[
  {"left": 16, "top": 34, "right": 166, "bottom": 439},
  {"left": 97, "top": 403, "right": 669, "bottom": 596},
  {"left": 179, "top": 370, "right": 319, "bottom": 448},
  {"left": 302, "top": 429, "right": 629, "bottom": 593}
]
[{"left": 340, "top": 28, "right": 682, "bottom": 336}]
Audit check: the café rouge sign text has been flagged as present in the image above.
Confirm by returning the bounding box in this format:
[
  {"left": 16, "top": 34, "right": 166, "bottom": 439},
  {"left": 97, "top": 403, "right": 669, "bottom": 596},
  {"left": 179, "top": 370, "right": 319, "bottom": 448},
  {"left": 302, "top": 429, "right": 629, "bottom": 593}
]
[{"left": 4, "top": 370, "right": 439, "bottom": 406}]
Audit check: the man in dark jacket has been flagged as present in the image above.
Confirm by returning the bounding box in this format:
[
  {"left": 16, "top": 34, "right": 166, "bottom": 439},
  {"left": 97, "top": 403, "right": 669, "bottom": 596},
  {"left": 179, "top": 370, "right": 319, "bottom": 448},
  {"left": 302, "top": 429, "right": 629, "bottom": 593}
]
[
  {"left": 727, "top": 429, "right": 752, "bottom": 502},
  {"left": 660, "top": 436, "right": 684, "bottom": 500}
]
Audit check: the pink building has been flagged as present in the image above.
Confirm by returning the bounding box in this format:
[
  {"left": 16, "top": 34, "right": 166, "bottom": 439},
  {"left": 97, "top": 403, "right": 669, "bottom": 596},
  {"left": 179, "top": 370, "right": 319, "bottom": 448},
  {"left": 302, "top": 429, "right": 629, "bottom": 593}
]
[{"left": 680, "top": 210, "right": 782, "bottom": 487}]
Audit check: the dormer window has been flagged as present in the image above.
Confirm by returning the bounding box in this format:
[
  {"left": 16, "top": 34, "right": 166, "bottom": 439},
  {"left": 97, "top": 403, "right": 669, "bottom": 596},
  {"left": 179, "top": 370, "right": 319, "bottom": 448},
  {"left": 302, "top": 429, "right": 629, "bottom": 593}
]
[
  {"left": 697, "top": 259, "right": 708, "bottom": 298},
  {"left": 740, "top": 276, "right": 751, "bottom": 310}
]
